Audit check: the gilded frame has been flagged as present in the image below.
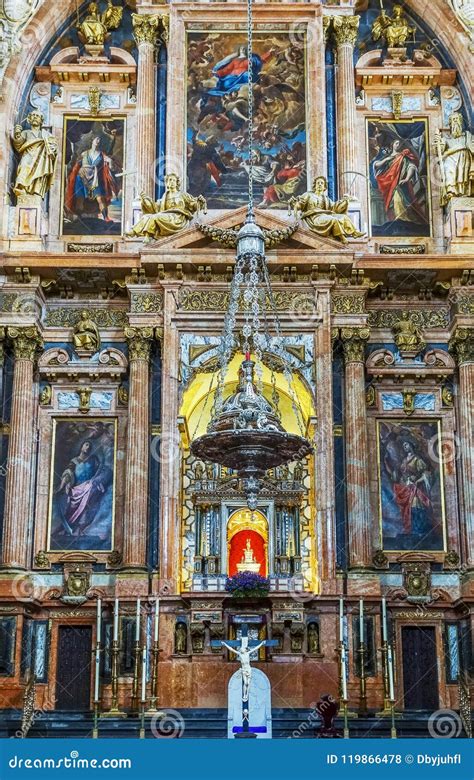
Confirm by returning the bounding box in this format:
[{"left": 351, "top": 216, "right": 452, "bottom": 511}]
[
  {"left": 60, "top": 114, "right": 126, "bottom": 237},
  {"left": 376, "top": 417, "right": 447, "bottom": 553},
  {"left": 46, "top": 417, "right": 117, "bottom": 553},
  {"left": 366, "top": 117, "right": 433, "bottom": 239}
]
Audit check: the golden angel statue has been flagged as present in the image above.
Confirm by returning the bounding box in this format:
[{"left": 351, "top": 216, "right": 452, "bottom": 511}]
[
  {"left": 77, "top": 1, "right": 123, "bottom": 47},
  {"left": 127, "top": 173, "right": 207, "bottom": 242},
  {"left": 12, "top": 110, "right": 58, "bottom": 200},
  {"left": 434, "top": 112, "right": 474, "bottom": 206},
  {"left": 289, "top": 176, "right": 365, "bottom": 245},
  {"left": 73, "top": 311, "right": 101, "bottom": 354},
  {"left": 372, "top": 4, "right": 416, "bottom": 48}
]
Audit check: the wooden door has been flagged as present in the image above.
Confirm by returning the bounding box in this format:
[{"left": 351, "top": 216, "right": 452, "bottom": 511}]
[
  {"left": 56, "top": 626, "right": 92, "bottom": 711},
  {"left": 402, "top": 626, "right": 439, "bottom": 710}
]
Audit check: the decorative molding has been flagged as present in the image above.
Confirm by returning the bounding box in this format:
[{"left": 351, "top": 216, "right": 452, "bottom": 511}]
[
  {"left": 454, "top": 293, "right": 474, "bottom": 316},
  {"left": 379, "top": 244, "right": 426, "bottom": 255},
  {"left": 67, "top": 242, "right": 113, "bottom": 253},
  {"left": 45, "top": 308, "right": 127, "bottom": 328},
  {"left": 178, "top": 288, "right": 314, "bottom": 313},
  {"left": 332, "top": 293, "right": 365, "bottom": 315},
  {"left": 124, "top": 326, "right": 155, "bottom": 361},
  {"left": 130, "top": 292, "right": 164, "bottom": 313},
  {"left": 368, "top": 308, "right": 450, "bottom": 329},
  {"left": 132, "top": 13, "right": 162, "bottom": 46}
]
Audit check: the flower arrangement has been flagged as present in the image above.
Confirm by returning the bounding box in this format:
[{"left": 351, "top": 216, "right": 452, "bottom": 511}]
[{"left": 225, "top": 571, "right": 270, "bottom": 598}]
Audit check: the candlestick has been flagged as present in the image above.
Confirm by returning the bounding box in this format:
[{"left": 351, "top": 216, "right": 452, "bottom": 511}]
[
  {"left": 358, "top": 642, "right": 367, "bottom": 714},
  {"left": 131, "top": 639, "right": 141, "bottom": 713},
  {"left": 102, "top": 639, "right": 126, "bottom": 718},
  {"left": 381, "top": 597, "right": 387, "bottom": 643},
  {"left": 96, "top": 598, "right": 102, "bottom": 642},
  {"left": 154, "top": 599, "right": 159, "bottom": 643},
  {"left": 135, "top": 599, "right": 141, "bottom": 642},
  {"left": 359, "top": 599, "right": 364, "bottom": 645},
  {"left": 141, "top": 646, "right": 147, "bottom": 703},
  {"left": 387, "top": 642, "right": 395, "bottom": 702},
  {"left": 339, "top": 598, "right": 344, "bottom": 643},
  {"left": 340, "top": 642, "right": 348, "bottom": 701},
  {"left": 113, "top": 598, "right": 119, "bottom": 642},
  {"left": 94, "top": 641, "right": 101, "bottom": 702}
]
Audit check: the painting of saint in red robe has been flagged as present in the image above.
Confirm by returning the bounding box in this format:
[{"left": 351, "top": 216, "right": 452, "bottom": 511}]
[
  {"left": 62, "top": 118, "right": 124, "bottom": 235},
  {"left": 49, "top": 419, "right": 116, "bottom": 551},
  {"left": 378, "top": 420, "right": 445, "bottom": 551},
  {"left": 186, "top": 31, "right": 307, "bottom": 209},
  {"left": 368, "top": 120, "right": 431, "bottom": 237}
]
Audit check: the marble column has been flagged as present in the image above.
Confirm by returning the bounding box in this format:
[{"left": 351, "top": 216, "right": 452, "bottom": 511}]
[
  {"left": 314, "top": 288, "right": 337, "bottom": 591},
  {"left": 1, "top": 327, "right": 42, "bottom": 570},
  {"left": 132, "top": 14, "right": 162, "bottom": 198},
  {"left": 122, "top": 326, "right": 154, "bottom": 569},
  {"left": 0, "top": 327, "right": 5, "bottom": 418},
  {"left": 340, "top": 326, "right": 372, "bottom": 569},
  {"left": 449, "top": 327, "right": 474, "bottom": 567},
  {"left": 158, "top": 285, "right": 180, "bottom": 590},
  {"left": 332, "top": 16, "right": 361, "bottom": 201}
]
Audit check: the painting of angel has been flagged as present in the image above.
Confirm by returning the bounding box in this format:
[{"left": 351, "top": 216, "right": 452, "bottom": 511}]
[
  {"left": 48, "top": 419, "right": 116, "bottom": 551},
  {"left": 377, "top": 420, "right": 445, "bottom": 551},
  {"left": 62, "top": 117, "right": 124, "bottom": 235},
  {"left": 368, "top": 120, "right": 431, "bottom": 237},
  {"left": 186, "top": 31, "right": 307, "bottom": 209}
]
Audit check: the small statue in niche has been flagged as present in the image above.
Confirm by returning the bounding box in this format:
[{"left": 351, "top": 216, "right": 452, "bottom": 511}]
[
  {"left": 307, "top": 621, "right": 320, "bottom": 654},
  {"left": 127, "top": 174, "right": 207, "bottom": 242},
  {"left": 193, "top": 461, "right": 205, "bottom": 480},
  {"left": 290, "top": 177, "right": 365, "bottom": 245},
  {"left": 371, "top": 4, "right": 416, "bottom": 49},
  {"left": 434, "top": 112, "right": 474, "bottom": 206},
  {"left": 174, "top": 621, "right": 188, "bottom": 654},
  {"left": 73, "top": 311, "right": 101, "bottom": 354},
  {"left": 12, "top": 111, "right": 58, "bottom": 201},
  {"left": 205, "top": 462, "right": 215, "bottom": 480},
  {"left": 392, "top": 312, "right": 425, "bottom": 356},
  {"left": 77, "top": 1, "right": 123, "bottom": 47},
  {"left": 293, "top": 461, "right": 304, "bottom": 483}
]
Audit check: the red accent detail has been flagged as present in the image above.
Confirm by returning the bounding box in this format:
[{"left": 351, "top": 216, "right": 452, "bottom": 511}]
[
  {"left": 375, "top": 149, "right": 417, "bottom": 213},
  {"left": 228, "top": 529, "right": 266, "bottom": 577},
  {"left": 245, "top": 351, "right": 250, "bottom": 361}
]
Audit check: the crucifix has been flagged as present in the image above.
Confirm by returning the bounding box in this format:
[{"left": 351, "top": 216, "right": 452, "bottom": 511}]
[{"left": 211, "top": 622, "right": 278, "bottom": 737}]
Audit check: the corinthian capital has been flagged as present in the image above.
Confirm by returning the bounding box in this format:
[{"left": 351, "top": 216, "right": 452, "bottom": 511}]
[
  {"left": 7, "top": 326, "right": 43, "bottom": 362},
  {"left": 332, "top": 15, "right": 360, "bottom": 47},
  {"left": 0, "top": 326, "right": 5, "bottom": 363},
  {"left": 132, "top": 13, "right": 165, "bottom": 47},
  {"left": 340, "top": 326, "right": 370, "bottom": 364},
  {"left": 449, "top": 327, "right": 474, "bottom": 365},
  {"left": 125, "top": 326, "right": 155, "bottom": 362}
]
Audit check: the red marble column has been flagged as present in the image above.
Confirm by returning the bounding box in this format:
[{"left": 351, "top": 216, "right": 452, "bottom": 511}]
[
  {"left": 332, "top": 16, "right": 362, "bottom": 201},
  {"left": 122, "top": 326, "right": 154, "bottom": 569},
  {"left": 158, "top": 285, "right": 180, "bottom": 590},
  {"left": 1, "top": 327, "right": 42, "bottom": 570},
  {"left": 449, "top": 327, "right": 474, "bottom": 567},
  {"left": 341, "top": 326, "right": 372, "bottom": 568},
  {"left": 132, "top": 14, "right": 162, "bottom": 197},
  {"left": 315, "top": 288, "right": 337, "bottom": 591}
]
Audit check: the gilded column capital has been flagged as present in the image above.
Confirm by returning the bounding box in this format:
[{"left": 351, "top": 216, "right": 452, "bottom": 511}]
[
  {"left": 322, "top": 16, "right": 332, "bottom": 44},
  {"left": 132, "top": 13, "right": 165, "bottom": 47},
  {"left": 7, "top": 326, "right": 42, "bottom": 362},
  {"left": 340, "top": 326, "right": 370, "bottom": 363},
  {"left": 449, "top": 327, "right": 474, "bottom": 365},
  {"left": 0, "top": 326, "right": 5, "bottom": 363},
  {"left": 125, "top": 326, "right": 155, "bottom": 362},
  {"left": 332, "top": 15, "right": 360, "bottom": 47}
]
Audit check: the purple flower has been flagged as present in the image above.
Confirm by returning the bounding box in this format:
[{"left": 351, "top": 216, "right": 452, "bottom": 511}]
[{"left": 225, "top": 572, "right": 270, "bottom": 597}]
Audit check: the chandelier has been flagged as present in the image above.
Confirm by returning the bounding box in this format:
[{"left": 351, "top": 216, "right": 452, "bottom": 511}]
[{"left": 190, "top": 0, "right": 312, "bottom": 509}]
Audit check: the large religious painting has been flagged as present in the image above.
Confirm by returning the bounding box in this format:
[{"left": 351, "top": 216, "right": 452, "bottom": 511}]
[
  {"left": 377, "top": 420, "right": 446, "bottom": 552},
  {"left": 367, "top": 120, "right": 431, "bottom": 237},
  {"left": 186, "top": 30, "right": 307, "bottom": 209},
  {"left": 61, "top": 116, "right": 125, "bottom": 235},
  {"left": 47, "top": 419, "right": 117, "bottom": 552}
]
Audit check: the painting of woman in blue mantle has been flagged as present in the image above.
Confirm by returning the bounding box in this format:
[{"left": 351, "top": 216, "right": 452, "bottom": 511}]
[
  {"left": 49, "top": 421, "right": 116, "bottom": 551},
  {"left": 208, "top": 45, "right": 275, "bottom": 95}
]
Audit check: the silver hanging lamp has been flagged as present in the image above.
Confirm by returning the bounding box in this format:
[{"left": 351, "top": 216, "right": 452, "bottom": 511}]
[{"left": 190, "top": 0, "right": 312, "bottom": 509}]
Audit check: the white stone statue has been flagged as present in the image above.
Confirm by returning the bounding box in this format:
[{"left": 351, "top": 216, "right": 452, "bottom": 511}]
[
  {"left": 434, "top": 112, "right": 474, "bottom": 206},
  {"left": 221, "top": 636, "right": 266, "bottom": 702}
]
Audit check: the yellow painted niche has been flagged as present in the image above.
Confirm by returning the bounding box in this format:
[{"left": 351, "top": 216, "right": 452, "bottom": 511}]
[{"left": 180, "top": 353, "right": 315, "bottom": 440}]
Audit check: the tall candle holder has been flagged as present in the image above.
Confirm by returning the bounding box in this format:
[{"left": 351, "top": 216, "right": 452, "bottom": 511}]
[
  {"left": 376, "top": 640, "right": 392, "bottom": 715},
  {"left": 92, "top": 637, "right": 101, "bottom": 738},
  {"left": 357, "top": 642, "right": 368, "bottom": 715},
  {"left": 131, "top": 640, "right": 141, "bottom": 713},
  {"left": 145, "top": 640, "right": 163, "bottom": 716},
  {"left": 103, "top": 639, "right": 126, "bottom": 718},
  {"left": 92, "top": 699, "right": 100, "bottom": 739},
  {"left": 338, "top": 641, "right": 357, "bottom": 730}
]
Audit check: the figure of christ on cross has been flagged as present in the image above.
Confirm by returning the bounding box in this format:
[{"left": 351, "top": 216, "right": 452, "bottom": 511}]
[{"left": 212, "top": 622, "right": 278, "bottom": 735}]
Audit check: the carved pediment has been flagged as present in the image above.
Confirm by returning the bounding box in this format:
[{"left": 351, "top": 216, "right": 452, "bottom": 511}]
[{"left": 139, "top": 207, "right": 362, "bottom": 254}]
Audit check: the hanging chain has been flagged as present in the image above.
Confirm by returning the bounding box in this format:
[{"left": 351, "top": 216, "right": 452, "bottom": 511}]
[{"left": 247, "top": 0, "right": 254, "bottom": 217}]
